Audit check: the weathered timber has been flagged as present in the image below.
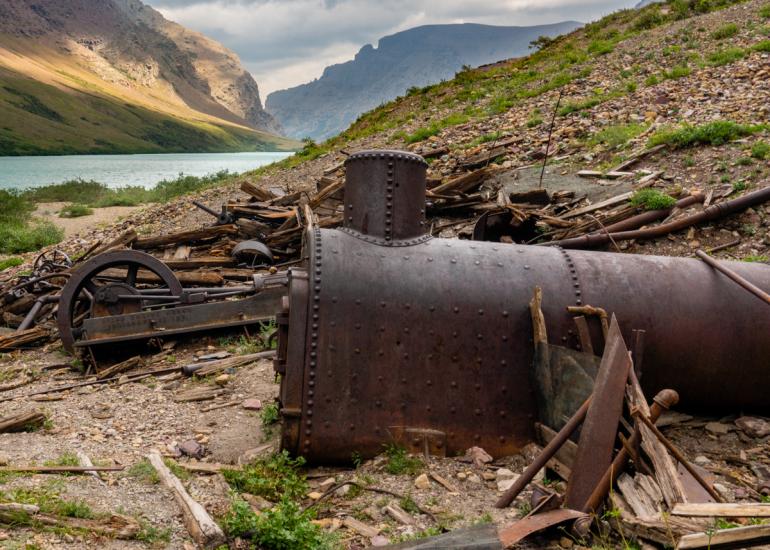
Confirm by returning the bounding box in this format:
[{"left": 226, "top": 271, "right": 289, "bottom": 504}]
[
  {"left": 240, "top": 180, "right": 275, "bottom": 202},
  {"left": 133, "top": 225, "right": 239, "bottom": 249},
  {"left": 430, "top": 167, "right": 488, "bottom": 195},
  {"left": 96, "top": 356, "right": 145, "bottom": 380},
  {"left": 0, "top": 410, "right": 46, "bottom": 432},
  {"left": 161, "top": 258, "right": 236, "bottom": 270},
  {"left": 147, "top": 451, "right": 226, "bottom": 549},
  {"left": 0, "top": 327, "right": 48, "bottom": 351},
  {"left": 101, "top": 268, "right": 223, "bottom": 286},
  {"left": 677, "top": 524, "right": 770, "bottom": 549},
  {"left": 672, "top": 503, "right": 770, "bottom": 517}
]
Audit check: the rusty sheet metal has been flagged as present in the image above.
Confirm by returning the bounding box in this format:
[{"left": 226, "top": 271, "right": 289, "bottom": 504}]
[
  {"left": 565, "top": 316, "right": 632, "bottom": 510},
  {"left": 497, "top": 509, "right": 587, "bottom": 548},
  {"left": 278, "top": 149, "right": 770, "bottom": 464},
  {"left": 76, "top": 289, "right": 284, "bottom": 347}
]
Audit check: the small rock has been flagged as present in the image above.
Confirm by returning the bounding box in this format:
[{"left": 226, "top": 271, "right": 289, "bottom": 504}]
[
  {"left": 0, "top": 530, "right": 8, "bottom": 541},
  {"left": 468, "top": 474, "right": 481, "bottom": 484},
  {"left": 308, "top": 491, "right": 323, "bottom": 500},
  {"left": 414, "top": 473, "right": 431, "bottom": 490},
  {"left": 179, "top": 439, "right": 205, "bottom": 459},
  {"left": 214, "top": 374, "right": 230, "bottom": 386},
  {"left": 694, "top": 455, "right": 710, "bottom": 465},
  {"left": 0, "top": 454, "right": 9, "bottom": 466},
  {"left": 456, "top": 472, "right": 467, "bottom": 481},
  {"left": 495, "top": 468, "right": 517, "bottom": 481},
  {"left": 371, "top": 535, "right": 390, "bottom": 546},
  {"left": 465, "top": 446, "right": 493, "bottom": 467},
  {"left": 497, "top": 477, "right": 519, "bottom": 492},
  {"left": 242, "top": 398, "right": 262, "bottom": 411},
  {"left": 713, "top": 482, "right": 731, "bottom": 498},
  {"left": 482, "top": 472, "right": 496, "bottom": 481},
  {"left": 559, "top": 536, "right": 574, "bottom": 548},
  {"left": 319, "top": 477, "right": 336, "bottom": 491},
  {"left": 735, "top": 416, "right": 770, "bottom": 438},
  {"left": 705, "top": 422, "right": 731, "bottom": 435},
  {"left": 335, "top": 484, "right": 351, "bottom": 497}
]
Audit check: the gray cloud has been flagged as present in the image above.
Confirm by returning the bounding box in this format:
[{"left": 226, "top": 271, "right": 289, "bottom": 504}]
[{"left": 147, "top": 0, "right": 638, "bottom": 95}]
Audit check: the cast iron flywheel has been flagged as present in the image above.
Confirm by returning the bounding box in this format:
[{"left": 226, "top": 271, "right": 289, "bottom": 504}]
[{"left": 57, "top": 250, "right": 183, "bottom": 353}]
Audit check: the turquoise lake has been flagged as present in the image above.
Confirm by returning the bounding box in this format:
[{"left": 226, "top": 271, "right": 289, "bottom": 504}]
[{"left": 0, "top": 152, "right": 293, "bottom": 190}]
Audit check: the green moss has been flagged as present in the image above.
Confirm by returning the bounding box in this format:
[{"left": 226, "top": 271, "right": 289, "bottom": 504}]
[{"left": 630, "top": 188, "right": 677, "bottom": 210}]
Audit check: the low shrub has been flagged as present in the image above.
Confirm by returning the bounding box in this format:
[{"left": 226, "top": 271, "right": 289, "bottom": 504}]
[{"left": 630, "top": 188, "right": 677, "bottom": 210}]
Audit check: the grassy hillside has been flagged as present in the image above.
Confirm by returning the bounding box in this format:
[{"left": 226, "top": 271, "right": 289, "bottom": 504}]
[{"left": 0, "top": 68, "right": 297, "bottom": 155}]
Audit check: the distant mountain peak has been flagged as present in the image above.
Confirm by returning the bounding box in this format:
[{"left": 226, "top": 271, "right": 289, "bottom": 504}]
[{"left": 266, "top": 21, "right": 582, "bottom": 141}]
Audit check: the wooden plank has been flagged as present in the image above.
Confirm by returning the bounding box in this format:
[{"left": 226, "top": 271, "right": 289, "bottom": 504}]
[
  {"left": 431, "top": 167, "right": 488, "bottom": 195},
  {"left": 147, "top": 451, "right": 226, "bottom": 549},
  {"left": 672, "top": 503, "right": 770, "bottom": 517},
  {"left": 562, "top": 192, "right": 633, "bottom": 219},
  {"left": 0, "top": 410, "right": 46, "bottom": 433},
  {"left": 0, "top": 327, "right": 49, "bottom": 352},
  {"left": 628, "top": 372, "right": 688, "bottom": 507},
  {"left": 240, "top": 180, "right": 275, "bottom": 202},
  {"left": 617, "top": 473, "right": 659, "bottom": 520},
  {"left": 134, "top": 225, "right": 239, "bottom": 249},
  {"left": 96, "top": 356, "right": 144, "bottom": 380},
  {"left": 677, "top": 524, "right": 770, "bottom": 549},
  {"left": 529, "top": 286, "right": 547, "bottom": 346},
  {"left": 162, "top": 258, "right": 236, "bottom": 270},
  {"left": 565, "top": 316, "right": 632, "bottom": 510}
]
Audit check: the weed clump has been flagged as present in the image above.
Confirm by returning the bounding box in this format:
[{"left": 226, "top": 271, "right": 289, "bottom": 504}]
[
  {"left": 59, "top": 203, "right": 93, "bottom": 218},
  {"left": 0, "top": 257, "right": 23, "bottom": 271},
  {"left": 711, "top": 23, "right": 739, "bottom": 39},
  {"left": 648, "top": 121, "right": 765, "bottom": 148},
  {"left": 384, "top": 444, "right": 424, "bottom": 476},
  {"left": 222, "top": 451, "right": 307, "bottom": 501},
  {"left": 222, "top": 497, "right": 336, "bottom": 550},
  {"left": 707, "top": 47, "right": 746, "bottom": 66},
  {"left": 752, "top": 141, "right": 770, "bottom": 160},
  {"left": 630, "top": 189, "right": 677, "bottom": 210}
]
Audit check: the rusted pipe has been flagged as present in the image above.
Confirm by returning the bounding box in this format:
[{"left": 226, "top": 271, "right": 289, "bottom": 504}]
[
  {"left": 634, "top": 408, "right": 723, "bottom": 502},
  {"left": 495, "top": 397, "right": 591, "bottom": 508},
  {"left": 581, "top": 389, "right": 679, "bottom": 514},
  {"left": 17, "top": 294, "right": 59, "bottom": 331},
  {"left": 695, "top": 249, "right": 770, "bottom": 307},
  {"left": 600, "top": 193, "right": 705, "bottom": 233},
  {"left": 548, "top": 185, "right": 770, "bottom": 249}
]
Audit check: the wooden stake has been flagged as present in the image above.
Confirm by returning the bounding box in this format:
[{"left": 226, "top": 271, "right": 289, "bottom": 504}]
[{"left": 147, "top": 451, "right": 226, "bottom": 549}]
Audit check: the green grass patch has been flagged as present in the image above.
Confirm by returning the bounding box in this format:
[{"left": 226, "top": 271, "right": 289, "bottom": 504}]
[
  {"left": 0, "top": 190, "right": 61, "bottom": 254},
  {"left": 712, "top": 23, "right": 739, "bottom": 39},
  {"left": 384, "top": 444, "right": 424, "bottom": 476},
  {"left": 222, "top": 496, "right": 336, "bottom": 550},
  {"left": 589, "top": 123, "right": 647, "bottom": 148},
  {"left": 58, "top": 204, "right": 93, "bottom": 218},
  {"left": 742, "top": 254, "right": 769, "bottom": 262},
  {"left": 0, "top": 257, "right": 23, "bottom": 272},
  {"left": 1, "top": 486, "right": 95, "bottom": 519},
  {"left": 752, "top": 141, "right": 770, "bottom": 159},
  {"left": 648, "top": 121, "right": 765, "bottom": 148},
  {"left": 403, "top": 113, "right": 470, "bottom": 144},
  {"left": 753, "top": 40, "right": 770, "bottom": 52},
  {"left": 587, "top": 39, "right": 615, "bottom": 55},
  {"left": 630, "top": 189, "right": 677, "bottom": 210},
  {"left": 44, "top": 452, "right": 80, "bottom": 468},
  {"left": 127, "top": 459, "right": 160, "bottom": 484},
  {"left": 222, "top": 451, "right": 307, "bottom": 501},
  {"left": 761, "top": 4, "right": 770, "bottom": 18},
  {"left": 135, "top": 520, "right": 172, "bottom": 544},
  {"left": 707, "top": 47, "right": 746, "bottom": 66},
  {"left": 662, "top": 64, "right": 691, "bottom": 80},
  {"left": 261, "top": 402, "right": 280, "bottom": 427}
]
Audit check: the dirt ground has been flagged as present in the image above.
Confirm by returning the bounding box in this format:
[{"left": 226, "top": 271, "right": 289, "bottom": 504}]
[{"left": 34, "top": 204, "right": 144, "bottom": 239}]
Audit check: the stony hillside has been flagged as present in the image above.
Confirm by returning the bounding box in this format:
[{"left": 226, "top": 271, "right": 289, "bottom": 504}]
[
  {"left": 0, "top": 0, "right": 296, "bottom": 155},
  {"left": 2, "top": 0, "right": 770, "bottom": 548},
  {"left": 265, "top": 21, "right": 581, "bottom": 141}
]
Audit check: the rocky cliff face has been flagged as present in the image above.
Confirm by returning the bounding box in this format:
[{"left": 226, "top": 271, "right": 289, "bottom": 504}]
[
  {"left": 0, "top": 0, "right": 282, "bottom": 136},
  {"left": 265, "top": 21, "right": 581, "bottom": 141}
]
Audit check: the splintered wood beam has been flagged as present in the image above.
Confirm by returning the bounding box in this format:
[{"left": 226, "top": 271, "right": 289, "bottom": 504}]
[
  {"left": 529, "top": 286, "right": 547, "bottom": 346},
  {"left": 133, "top": 225, "right": 239, "bottom": 249},
  {"left": 147, "top": 451, "right": 226, "bottom": 549}
]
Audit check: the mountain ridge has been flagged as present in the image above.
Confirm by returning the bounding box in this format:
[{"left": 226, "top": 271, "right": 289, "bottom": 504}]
[
  {"left": 266, "top": 21, "right": 582, "bottom": 141},
  {"left": 0, "top": 0, "right": 296, "bottom": 155}
]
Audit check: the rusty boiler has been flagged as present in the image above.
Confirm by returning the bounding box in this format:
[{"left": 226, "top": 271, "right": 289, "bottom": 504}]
[{"left": 275, "top": 150, "right": 770, "bottom": 463}]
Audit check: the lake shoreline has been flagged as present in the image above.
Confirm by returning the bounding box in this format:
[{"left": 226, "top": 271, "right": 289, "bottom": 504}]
[{"left": 0, "top": 151, "right": 293, "bottom": 190}]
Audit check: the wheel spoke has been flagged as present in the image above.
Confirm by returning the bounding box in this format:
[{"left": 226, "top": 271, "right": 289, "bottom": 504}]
[{"left": 126, "top": 264, "right": 139, "bottom": 287}]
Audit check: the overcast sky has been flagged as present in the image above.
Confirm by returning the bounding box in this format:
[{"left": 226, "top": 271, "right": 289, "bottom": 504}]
[{"left": 148, "top": 0, "right": 638, "bottom": 98}]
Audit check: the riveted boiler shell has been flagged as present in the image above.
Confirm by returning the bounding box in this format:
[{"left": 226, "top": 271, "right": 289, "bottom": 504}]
[{"left": 280, "top": 227, "right": 770, "bottom": 463}]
